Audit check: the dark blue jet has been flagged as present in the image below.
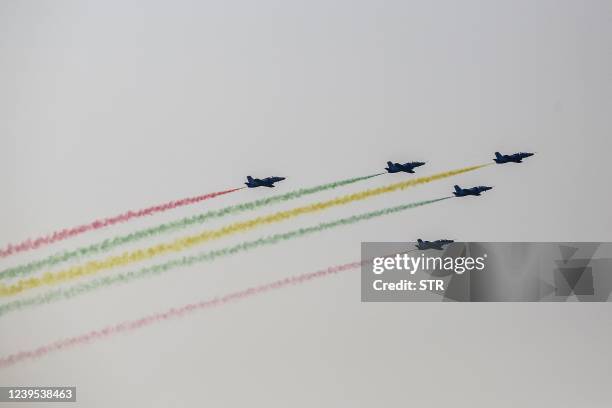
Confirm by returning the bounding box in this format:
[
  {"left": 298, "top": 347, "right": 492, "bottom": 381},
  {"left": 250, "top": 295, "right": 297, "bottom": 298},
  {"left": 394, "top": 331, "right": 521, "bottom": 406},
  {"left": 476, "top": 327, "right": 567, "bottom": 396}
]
[
  {"left": 493, "top": 151, "right": 534, "bottom": 164},
  {"left": 385, "top": 161, "right": 426, "bottom": 174},
  {"left": 245, "top": 176, "right": 286, "bottom": 188},
  {"left": 416, "top": 239, "right": 454, "bottom": 250},
  {"left": 453, "top": 185, "right": 493, "bottom": 197}
]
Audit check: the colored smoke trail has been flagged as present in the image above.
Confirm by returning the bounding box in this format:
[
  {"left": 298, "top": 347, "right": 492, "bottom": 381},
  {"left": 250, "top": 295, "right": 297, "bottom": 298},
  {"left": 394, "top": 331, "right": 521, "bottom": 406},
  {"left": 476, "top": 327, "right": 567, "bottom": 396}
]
[
  {"left": 0, "top": 259, "right": 365, "bottom": 369},
  {"left": 0, "top": 163, "right": 485, "bottom": 297},
  {"left": 0, "top": 198, "right": 450, "bottom": 317},
  {"left": 0, "top": 187, "right": 244, "bottom": 259},
  {"left": 1, "top": 173, "right": 384, "bottom": 281}
]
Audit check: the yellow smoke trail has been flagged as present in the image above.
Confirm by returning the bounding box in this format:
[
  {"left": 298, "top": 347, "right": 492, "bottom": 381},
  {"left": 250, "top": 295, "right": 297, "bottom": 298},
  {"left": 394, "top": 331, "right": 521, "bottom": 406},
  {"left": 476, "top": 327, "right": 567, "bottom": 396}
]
[{"left": 0, "top": 163, "right": 489, "bottom": 297}]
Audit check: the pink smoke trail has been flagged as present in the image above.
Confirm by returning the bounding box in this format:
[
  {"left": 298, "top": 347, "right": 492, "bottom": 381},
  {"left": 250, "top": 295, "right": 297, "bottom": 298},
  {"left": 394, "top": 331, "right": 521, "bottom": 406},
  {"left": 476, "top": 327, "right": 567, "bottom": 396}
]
[
  {"left": 0, "top": 187, "right": 244, "bottom": 258},
  {"left": 0, "top": 259, "right": 364, "bottom": 368}
]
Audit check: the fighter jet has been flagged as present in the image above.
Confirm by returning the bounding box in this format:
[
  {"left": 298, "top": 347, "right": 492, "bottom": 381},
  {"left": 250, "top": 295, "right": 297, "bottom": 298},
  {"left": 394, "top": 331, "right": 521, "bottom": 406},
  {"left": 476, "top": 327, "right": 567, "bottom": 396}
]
[
  {"left": 493, "top": 151, "right": 534, "bottom": 164},
  {"left": 453, "top": 185, "right": 493, "bottom": 197},
  {"left": 385, "top": 161, "right": 426, "bottom": 174},
  {"left": 245, "top": 176, "right": 286, "bottom": 188},
  {"left": 415, "top": 239, "right": 455, "bottom": 251}
]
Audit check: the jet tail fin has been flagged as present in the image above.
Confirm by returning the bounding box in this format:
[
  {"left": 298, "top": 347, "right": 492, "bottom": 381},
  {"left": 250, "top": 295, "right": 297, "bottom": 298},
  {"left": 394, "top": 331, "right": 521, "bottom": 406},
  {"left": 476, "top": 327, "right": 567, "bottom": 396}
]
[
  {"left": 495, "top": 152, "right": 502, "bottom": 159},
  {"left": 417, "top": 239, "right": 423, "bottom": 243},
  {"left": 387, "top": 161, "right": 393, "bottom": 166},
  {"left": 454, "top": 185, "right": 461, "bottom": 192},
  {"left": 247, "top": 176, "right": 253, "bottom": 182}
]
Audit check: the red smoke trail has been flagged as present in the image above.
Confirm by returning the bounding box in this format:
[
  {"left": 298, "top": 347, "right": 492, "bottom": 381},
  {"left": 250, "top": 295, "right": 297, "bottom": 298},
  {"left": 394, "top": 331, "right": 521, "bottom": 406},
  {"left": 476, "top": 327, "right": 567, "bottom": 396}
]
[
  {"left": 0, "top": 259, "right": 364, "bottom": 369},
  {"left": 0, "top": 187, "right": 244, "bottom": 258}
]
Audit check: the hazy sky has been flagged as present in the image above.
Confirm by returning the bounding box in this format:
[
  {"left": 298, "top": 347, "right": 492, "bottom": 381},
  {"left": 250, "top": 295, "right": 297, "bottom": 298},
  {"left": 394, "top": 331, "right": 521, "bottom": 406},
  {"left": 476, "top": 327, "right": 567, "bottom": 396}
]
[{"left": 1, "top": 1, "right": 611, "bottom": 406}]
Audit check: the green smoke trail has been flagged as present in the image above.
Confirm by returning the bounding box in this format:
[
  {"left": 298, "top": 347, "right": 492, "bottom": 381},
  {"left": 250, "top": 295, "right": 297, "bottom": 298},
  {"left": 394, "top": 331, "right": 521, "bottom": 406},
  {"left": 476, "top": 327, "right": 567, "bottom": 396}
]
[
  {"left": 0, "top": 197, "right": 450, "bottom": 317},
  {"left": 0, "top": 173, "right": 383, "bottom": 281}
]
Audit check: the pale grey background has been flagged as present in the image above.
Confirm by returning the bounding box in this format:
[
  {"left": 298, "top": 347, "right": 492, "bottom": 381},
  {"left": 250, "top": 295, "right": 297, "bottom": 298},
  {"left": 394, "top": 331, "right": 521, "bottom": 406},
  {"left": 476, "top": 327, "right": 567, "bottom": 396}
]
[{"left": 1, "top": 0, "right": 611, "bottom": 407}]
